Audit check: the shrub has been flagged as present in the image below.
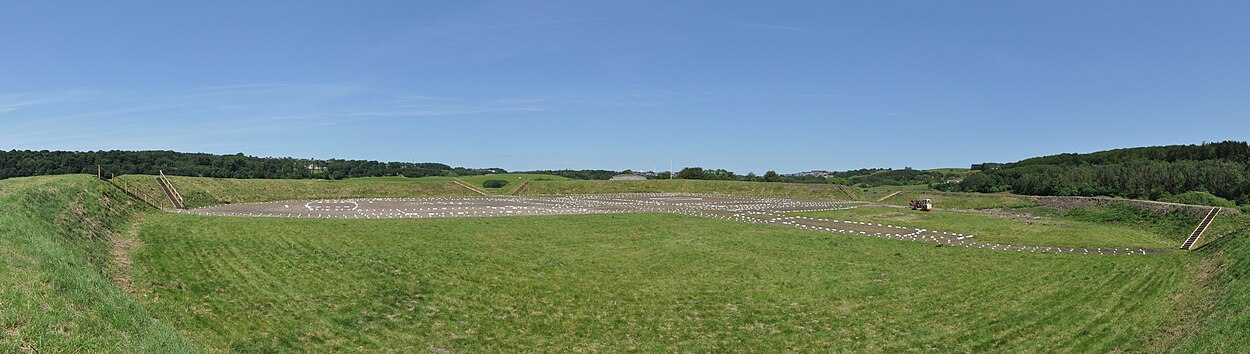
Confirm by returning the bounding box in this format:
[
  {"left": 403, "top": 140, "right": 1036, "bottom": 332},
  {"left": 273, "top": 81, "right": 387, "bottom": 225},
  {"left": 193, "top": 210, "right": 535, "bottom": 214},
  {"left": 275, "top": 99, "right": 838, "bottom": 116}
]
[
  {"left": 482, "top": 180, "right": 509, "bottom": 188},
  {"left": 1160, "top": 191, "right": 1237, "bottom": 208}
]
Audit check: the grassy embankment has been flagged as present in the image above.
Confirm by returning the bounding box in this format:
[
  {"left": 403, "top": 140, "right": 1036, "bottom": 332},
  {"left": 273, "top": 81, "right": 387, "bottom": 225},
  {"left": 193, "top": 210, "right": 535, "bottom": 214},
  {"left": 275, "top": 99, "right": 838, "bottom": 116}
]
[
  {"left": 520, "top": 179, "right": 864, "bottom": 200},
  {"left": 0, "top": 175, "right": 191, "bottom": 351},
  {"left": 350, "top": 173, "right": 569, "bottom": 194},
  {"left": 113, "top": 175, "right": 477, "bottom": 209},
  {"left": 1171, "top": 222, "right": 1250, "bottom": 351},
  {"left": 114, "top": 174, "right": 570, "bottom": 209}
]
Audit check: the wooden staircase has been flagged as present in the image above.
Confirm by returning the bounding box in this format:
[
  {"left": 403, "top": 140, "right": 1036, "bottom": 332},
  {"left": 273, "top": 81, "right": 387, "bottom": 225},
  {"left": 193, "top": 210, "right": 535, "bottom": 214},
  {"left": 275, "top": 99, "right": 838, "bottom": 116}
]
[
  {"left": 1180, "top": 207, "right": 1221, "bottom": 250},
  {"left": 511, "top": 180, "right": 530, "bottom": 195},
  {"left": 452, "top": 178, "right": 489, "bottom": 196},
  {"left": 833, "top": 185, "right": 859, "bottom": 201},
  {"left": 156, "top": 170, "right": 185, "bottom": 209},
  {"left": 877, "top": 190, "right": 904, "bottom": 202}
]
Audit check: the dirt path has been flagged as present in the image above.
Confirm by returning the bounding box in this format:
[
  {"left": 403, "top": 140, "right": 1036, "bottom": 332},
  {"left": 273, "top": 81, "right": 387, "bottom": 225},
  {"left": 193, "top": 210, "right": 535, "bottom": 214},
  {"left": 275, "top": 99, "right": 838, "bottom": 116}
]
[{"left": 110, "top": 215, "right": 144, "bottom": 294}]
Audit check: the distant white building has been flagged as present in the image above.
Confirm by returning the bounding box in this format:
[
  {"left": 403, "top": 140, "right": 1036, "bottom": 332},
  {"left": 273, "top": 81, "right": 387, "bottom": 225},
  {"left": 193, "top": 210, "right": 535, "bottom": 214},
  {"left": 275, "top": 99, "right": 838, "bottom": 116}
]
[{"left": 610, "top": 173, "right": 647, "bottom": 181}]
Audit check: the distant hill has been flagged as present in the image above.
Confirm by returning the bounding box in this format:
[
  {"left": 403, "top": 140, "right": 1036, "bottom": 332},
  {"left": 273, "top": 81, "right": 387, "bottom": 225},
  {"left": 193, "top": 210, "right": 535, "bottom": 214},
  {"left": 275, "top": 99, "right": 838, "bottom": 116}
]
[{"left": 953, "top": 141, "right": 1250, "bottom": 205}]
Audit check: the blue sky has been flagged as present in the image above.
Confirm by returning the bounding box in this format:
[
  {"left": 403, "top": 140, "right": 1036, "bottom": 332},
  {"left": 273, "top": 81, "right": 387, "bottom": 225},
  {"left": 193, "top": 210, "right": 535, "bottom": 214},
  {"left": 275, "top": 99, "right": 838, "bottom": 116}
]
[{"left": 2, "top": 1, "right": 1247, "bottom": 173}]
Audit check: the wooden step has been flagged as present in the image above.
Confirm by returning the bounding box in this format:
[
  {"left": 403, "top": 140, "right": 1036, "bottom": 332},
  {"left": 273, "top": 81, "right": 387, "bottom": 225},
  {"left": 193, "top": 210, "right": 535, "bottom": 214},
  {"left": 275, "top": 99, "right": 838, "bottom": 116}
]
[
  {"left": 452, "top": 179, "right": 488, "bottom": 196},
  {"left": 877, "top": 191, "right": 903, "bottom": 202},
  {"left": 1180, "top": 207, "right": 1220, "bottom": 250},
  {"left": 156, "top": 175, "right": 185, "bottom": 209}
]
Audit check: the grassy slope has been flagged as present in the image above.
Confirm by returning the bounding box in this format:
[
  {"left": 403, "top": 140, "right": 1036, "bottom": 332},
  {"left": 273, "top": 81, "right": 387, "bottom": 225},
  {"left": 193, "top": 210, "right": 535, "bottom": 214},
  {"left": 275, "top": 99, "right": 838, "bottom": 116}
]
[
  {"left": 1194, "top": 212, "right": 1250, "bottom": 250},
  {"left": 131, "top": 212, "right": 1203, "bottom": 352},
  {"left": 859, "top": 184, "right": 933, "bottom": 201},
  {"left": 351, "top": 173, "right": 569, "bottom": 186},
  {"left": 0, "top": 175, "right": 191, "bottom": 351},
  {"left": 113, "top": 175, "right": 482, "bottom": 209},
  {"left": 795, "top": 206, "right": 1182, "bottom": 249},
  {"left": 521, "top": 179, "right": 863, "bottom": 200},
  {"left": 1172, "top": 222, "right": 1250, "bottom": 351}
]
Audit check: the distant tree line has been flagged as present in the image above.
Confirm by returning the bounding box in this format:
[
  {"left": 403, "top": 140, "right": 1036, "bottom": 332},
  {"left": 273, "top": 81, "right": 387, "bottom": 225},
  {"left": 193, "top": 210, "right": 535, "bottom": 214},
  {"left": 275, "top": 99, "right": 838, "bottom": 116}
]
[
  {"left": 653, "top": 166, "right": 963, "bottom": 186},
  {"left": 519, "top": 169, "right": 621, "bottom": 180},
  {"left": 948, "top": 141, "right": 1250, "bottom": 205},
  {"left": 836, "top": 168, "right": 961, "bottom": 187},
  {"left": 0, "top": 150, "right": 503, "bottom": 180}
]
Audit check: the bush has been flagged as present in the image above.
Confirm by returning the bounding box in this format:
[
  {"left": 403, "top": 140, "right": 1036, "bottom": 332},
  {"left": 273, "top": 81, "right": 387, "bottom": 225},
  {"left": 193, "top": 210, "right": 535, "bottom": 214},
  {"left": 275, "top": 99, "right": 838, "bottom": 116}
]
[
  {"left": 1160, "top": 191, "right": 1237, "bottom": 208},
  {"left": 482, "top": 180, "right": 509, "bottom": 188}
]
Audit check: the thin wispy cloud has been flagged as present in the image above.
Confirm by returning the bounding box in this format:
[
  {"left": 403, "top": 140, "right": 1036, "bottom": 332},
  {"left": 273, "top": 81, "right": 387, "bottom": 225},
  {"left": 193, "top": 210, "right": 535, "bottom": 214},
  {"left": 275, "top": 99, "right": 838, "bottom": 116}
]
[
  {"left": 0, "top": 89, "right": 100, "bottom": 116},
  {"left": 731, "top": 21, "right": 835, "bottom": 36},
  {"left": 0, "top": 82, "right": 686, "bottom": 152}
]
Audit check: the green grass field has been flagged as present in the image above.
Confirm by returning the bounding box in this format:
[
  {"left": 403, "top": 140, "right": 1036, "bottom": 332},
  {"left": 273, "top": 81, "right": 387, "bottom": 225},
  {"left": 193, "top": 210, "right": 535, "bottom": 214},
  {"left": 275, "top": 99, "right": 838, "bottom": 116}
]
[
  {"left": 130, "top": 212, "right": 1201, "bottom": 352},
  {"left": 4, "top": 174, "right": 1250, "bottom": 352}
]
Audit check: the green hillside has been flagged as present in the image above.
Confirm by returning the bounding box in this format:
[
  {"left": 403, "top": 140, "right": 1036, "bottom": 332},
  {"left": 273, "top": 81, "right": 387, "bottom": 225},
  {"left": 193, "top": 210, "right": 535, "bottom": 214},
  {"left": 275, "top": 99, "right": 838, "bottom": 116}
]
[
  {"left": 955, "top": 141, "right": 1250, "bottom": 205},
  {"left": 0, "top": 175, "right": 191, "bottom": 351}
]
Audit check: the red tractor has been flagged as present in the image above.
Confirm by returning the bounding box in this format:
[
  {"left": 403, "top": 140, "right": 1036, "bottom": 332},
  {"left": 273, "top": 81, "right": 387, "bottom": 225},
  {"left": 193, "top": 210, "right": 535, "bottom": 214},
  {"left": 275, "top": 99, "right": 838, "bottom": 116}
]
[{"left": 909, "top": 198, "right": 933, "bottom": 211}]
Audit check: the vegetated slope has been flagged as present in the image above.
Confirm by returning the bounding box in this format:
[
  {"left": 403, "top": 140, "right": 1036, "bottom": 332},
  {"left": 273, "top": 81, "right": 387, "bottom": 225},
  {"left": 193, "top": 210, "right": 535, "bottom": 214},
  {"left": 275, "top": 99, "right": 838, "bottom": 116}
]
[
  {"left": 130, "top": 212, "right": 1206, "bottom": 352},
  {"left": 354, "top": 173, "right": 568, "bottom": 185},
  {"left": 113, "top": 175, "right": 481, "bottom": 209},
  {"left": 955, "top": 141, "right": 1250, "bottom": 204},
  {"left": 315, "top": 174, "right": 569, "bottom": 195},
  {"left": 0, "top": 175, "right": 191, "bottom": 351},
  {"left": 1172, "top": 218, "right": 1250, "bottom": 351},
  {"left": 520, "top": 179, "right": 863, "bottom": 200}
]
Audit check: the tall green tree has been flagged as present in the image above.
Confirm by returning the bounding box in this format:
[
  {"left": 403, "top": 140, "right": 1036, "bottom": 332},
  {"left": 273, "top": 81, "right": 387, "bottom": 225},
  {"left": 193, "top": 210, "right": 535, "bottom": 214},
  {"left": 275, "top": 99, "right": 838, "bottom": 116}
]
[{"left": 677, "top": 167, "right": 706, "bottom": 179}]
